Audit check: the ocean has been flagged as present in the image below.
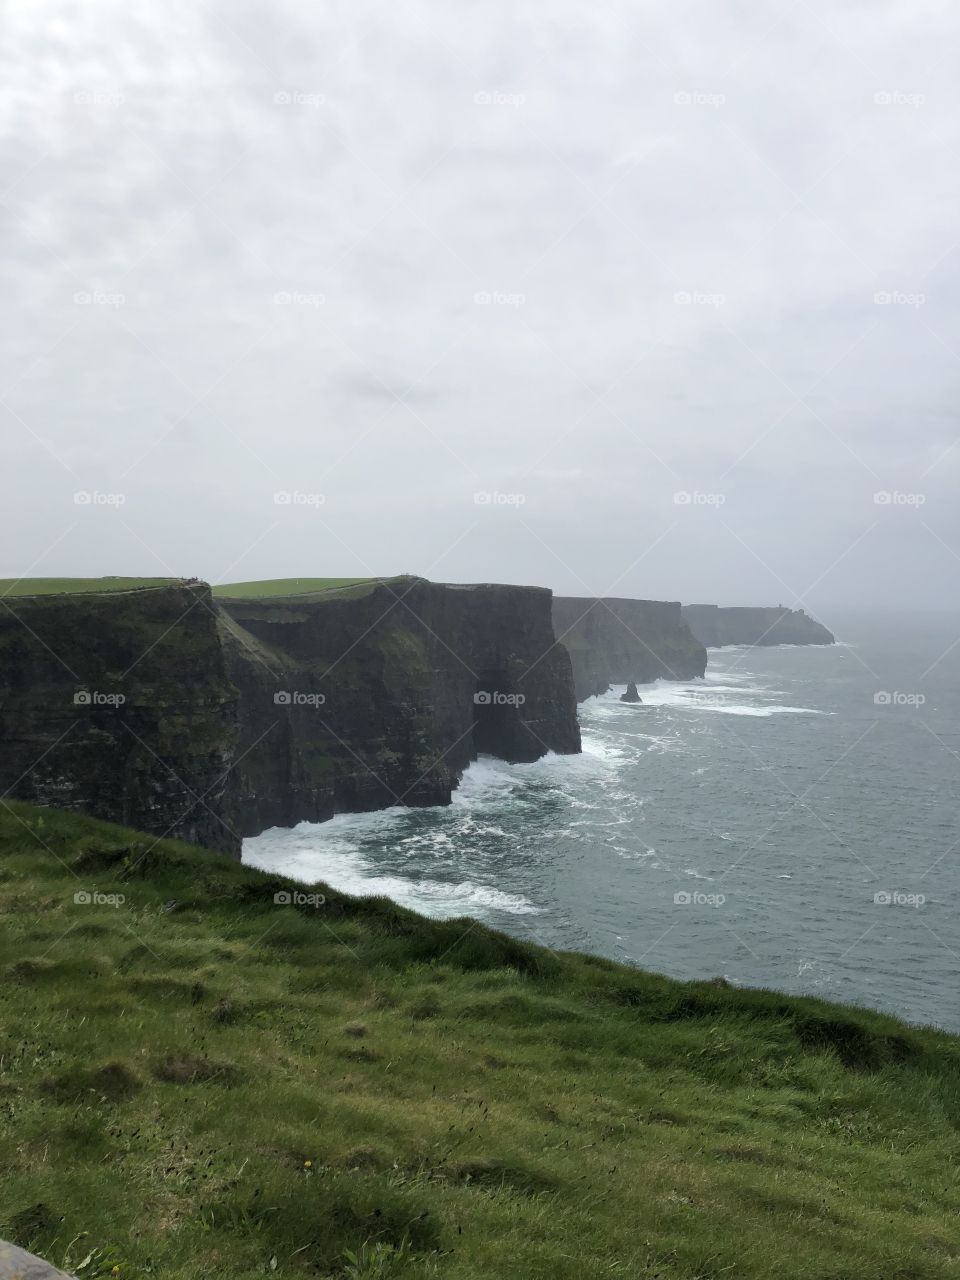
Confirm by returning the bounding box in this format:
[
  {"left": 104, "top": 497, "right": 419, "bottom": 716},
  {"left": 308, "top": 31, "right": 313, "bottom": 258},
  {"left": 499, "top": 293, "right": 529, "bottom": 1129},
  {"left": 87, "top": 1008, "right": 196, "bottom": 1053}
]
[{"left": 243, "top": 610, "right": 960, "bottom": 1032}]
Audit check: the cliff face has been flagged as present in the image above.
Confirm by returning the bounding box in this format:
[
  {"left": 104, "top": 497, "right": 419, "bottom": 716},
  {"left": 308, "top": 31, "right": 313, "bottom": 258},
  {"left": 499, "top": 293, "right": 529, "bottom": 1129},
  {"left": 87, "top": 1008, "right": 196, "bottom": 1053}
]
[
  {"left": 682, "top": 605, "right": 835, "bottom": 648},
  {"left": 0, "top": 583, "right": 238, "bottom": 853},
  {"left": 552, "top": 597, "right": 707, "bottom": 701},
  {"left": 219, "top": 578, "right": 581, "bottom": 838},
  {"left": 0, "top": 578, "right": 580, "bottom": 854}
]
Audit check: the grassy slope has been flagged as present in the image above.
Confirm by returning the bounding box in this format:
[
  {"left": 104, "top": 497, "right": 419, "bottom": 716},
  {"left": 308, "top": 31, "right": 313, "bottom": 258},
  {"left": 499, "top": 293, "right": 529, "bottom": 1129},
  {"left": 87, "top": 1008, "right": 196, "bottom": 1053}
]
[
  {"left": 1, "top": 802, "right": 958, "bottom": 1280},
  {"left": 0, "top": 578, "right": 176, "bottom": 597},
  {"left": 212, "top": 578, "right": 385, "bottom": 599}
]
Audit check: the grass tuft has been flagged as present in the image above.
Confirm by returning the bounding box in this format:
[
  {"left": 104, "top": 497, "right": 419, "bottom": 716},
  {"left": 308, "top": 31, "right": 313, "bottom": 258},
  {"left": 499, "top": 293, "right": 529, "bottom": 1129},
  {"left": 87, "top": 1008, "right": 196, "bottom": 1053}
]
[{"left": 1, "top": 799, "right": 959, "bottom": 1279}]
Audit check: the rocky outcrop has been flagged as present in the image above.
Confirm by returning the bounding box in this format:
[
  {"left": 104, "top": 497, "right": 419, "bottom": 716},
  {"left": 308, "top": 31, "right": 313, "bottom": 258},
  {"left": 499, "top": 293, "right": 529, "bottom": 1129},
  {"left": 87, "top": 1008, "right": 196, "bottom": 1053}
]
[
  {"left": 0, "top": 582, "right": 238, "bottom": 853},
  {"left": 0, "top": 578, "right": 580, "bottom": 854},
  {"left": 681, "top": 604, "right": 835, "bottom": 648},
  {"left": 620, "top": 682, "right": 642, "bottom": 703},
  {"left": 218, "top": 578, "right": 580, "bottom": 838},
  {"left": 552, "top": 597, "right": 707, "bottom": 701},
  {"left": 0, "top": 1240, "right": 75, "bottom": 1279}
]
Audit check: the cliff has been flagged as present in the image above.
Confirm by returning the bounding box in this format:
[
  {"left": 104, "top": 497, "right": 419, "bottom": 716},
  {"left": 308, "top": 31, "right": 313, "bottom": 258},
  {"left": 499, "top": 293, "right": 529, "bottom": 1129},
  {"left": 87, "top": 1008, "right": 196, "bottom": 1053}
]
[
  {"left": 552, "top": 597, "right": 707, "bottom": 701},
  {"left": 0, "top": 577, "right": 580, "bottom": 854},
  {"left": 682, "top": 604, "right": 835, "bottom": 648},
  {"left": 218, "top": 577, "right": 580, "bottom": 837},
  {"left": 0, "top": 582, "right": 238, "bottom": 853}
]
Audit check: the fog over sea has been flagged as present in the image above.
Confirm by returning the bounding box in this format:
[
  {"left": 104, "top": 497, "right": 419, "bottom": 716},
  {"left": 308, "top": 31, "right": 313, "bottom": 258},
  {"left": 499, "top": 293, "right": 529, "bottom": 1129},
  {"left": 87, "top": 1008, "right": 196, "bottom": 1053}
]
[{"left": 245, "top": 611, "right": 960, "bottom": 1032}]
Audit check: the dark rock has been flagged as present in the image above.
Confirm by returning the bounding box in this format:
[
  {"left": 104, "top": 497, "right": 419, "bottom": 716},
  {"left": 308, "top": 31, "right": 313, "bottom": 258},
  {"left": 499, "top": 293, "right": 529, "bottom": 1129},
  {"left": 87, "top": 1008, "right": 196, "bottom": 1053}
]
[
  {"left": 681, "top": 604, "right": 835, "bottom": 648},
  {"left": 620, "top": 682, "right": 642, "bottom": 703},
  {"left": 552, "top": 597, "right": 707, "bottom": 702}
]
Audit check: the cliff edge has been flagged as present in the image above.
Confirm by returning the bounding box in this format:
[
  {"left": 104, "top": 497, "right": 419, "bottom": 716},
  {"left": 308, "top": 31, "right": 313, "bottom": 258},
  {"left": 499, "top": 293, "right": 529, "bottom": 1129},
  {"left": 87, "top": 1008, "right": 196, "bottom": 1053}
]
[
  {"left": 552, "top": 597, "right": 707, "bottom": 701},
  {"left": 682, "top": 604, "right": 835, "bottom": 648},
  {"left": 0, "top": 577, "right": 580, "bottom": 854}
]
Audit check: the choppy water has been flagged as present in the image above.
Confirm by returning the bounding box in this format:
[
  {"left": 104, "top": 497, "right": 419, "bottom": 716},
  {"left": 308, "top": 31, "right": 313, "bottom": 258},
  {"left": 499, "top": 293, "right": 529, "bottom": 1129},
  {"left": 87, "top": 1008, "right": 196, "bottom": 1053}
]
[{"left": 244, "top": 611, "right": 960, "bottom": 1031}]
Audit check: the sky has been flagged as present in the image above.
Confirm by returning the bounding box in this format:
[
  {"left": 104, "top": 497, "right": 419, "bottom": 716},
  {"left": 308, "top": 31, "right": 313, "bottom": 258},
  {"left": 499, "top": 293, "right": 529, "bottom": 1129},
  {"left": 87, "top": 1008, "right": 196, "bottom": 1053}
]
[{"left": 2, "top": 0, "right": 960, "bottom": 620}]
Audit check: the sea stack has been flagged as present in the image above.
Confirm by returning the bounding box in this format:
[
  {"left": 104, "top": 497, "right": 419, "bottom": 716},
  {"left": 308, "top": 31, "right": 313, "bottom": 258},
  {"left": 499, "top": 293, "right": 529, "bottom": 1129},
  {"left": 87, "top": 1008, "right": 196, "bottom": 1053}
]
[{"left": 620, "top": 682, "right": 642, "bottom": 703}]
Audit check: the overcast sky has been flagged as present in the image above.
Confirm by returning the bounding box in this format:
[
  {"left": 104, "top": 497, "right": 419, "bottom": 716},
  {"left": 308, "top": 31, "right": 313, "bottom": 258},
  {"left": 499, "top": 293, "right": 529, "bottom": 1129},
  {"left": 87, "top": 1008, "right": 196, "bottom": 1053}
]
[{"left": 3, "top": 0, "right": 960, "bottom": 618}]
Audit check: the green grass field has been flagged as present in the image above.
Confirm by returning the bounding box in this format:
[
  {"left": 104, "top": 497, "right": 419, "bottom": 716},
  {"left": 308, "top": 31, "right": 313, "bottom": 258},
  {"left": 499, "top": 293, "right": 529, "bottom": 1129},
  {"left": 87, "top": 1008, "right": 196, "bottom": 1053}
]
[
  {"left": 213, "top": 581, "right": 386, "bottom": 599},
  {"left": 0, "top": 578, "right": 176, "bottom": 597},
  {"left": 1, "top": 800, "right": 958, "bottom": 1279}
]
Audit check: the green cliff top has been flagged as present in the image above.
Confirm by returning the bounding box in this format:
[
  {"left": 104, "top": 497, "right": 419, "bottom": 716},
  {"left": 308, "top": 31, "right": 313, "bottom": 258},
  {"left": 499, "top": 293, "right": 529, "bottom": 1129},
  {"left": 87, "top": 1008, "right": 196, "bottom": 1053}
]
[
  {"left": 213, "top": 577, "right": 389, "bottom": 599},
  {"left": 0, "top": 577, "right": 177, "bottom": 597},
  {"left": 0, "top": 801, "right": 957, "bottom": 1279}
]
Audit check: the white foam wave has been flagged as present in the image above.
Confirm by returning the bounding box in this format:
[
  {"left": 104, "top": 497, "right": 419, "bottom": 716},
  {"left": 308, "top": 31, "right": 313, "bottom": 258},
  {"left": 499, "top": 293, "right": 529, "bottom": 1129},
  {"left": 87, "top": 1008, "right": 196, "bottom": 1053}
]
[
  {"left": 243, "top": 832, "right": 540, "bottom": 917},
  {"left": 584, "top": 681, "right": 828, "bottom": 717}
]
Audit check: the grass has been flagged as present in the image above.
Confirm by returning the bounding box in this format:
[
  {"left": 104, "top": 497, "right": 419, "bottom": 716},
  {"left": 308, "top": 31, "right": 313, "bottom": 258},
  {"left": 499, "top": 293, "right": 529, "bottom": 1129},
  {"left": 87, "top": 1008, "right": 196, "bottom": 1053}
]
[
  {"left": 1, "top": 800, "right": 959, "bottom": 1278},
  {"left": 0, "top": 578, "right": 176, "bottom": 597},
  {"left": 212, "top": 578, "right": 388, "bottom": 599}
]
